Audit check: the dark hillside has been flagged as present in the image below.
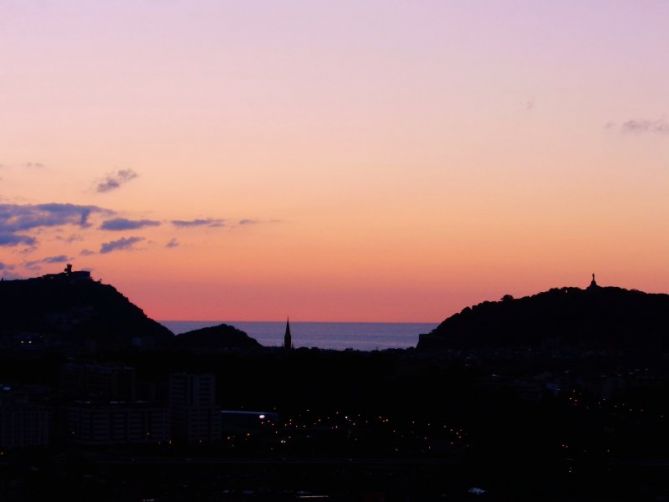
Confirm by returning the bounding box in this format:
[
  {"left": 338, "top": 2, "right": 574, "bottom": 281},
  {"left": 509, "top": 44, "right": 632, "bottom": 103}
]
[
  {"left": 0, "top": 269, "right": 173, "bottom": 349},
  {"left": 419, "top": 282, "right": 669, "bottom": 351}
]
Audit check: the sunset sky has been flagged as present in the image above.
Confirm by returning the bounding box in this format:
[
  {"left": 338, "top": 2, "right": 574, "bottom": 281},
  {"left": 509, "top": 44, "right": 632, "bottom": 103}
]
[{"left": 1, "top": 1, "right": 668, "bottom": 321}]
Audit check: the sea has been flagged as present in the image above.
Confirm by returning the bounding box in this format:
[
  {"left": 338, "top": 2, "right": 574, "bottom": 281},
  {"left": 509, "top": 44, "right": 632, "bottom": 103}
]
[{"left": 161, "top": 321, "right": 438, "bottom": 351}]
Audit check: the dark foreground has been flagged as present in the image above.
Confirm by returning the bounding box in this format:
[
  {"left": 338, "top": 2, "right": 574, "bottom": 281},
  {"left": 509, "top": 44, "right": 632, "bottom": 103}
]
[{"left": 2, "top": 347, "right": 669, "bottom": 500}]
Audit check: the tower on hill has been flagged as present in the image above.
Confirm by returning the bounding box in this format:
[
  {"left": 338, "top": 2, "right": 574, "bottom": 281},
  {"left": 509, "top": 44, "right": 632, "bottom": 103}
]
[
  {"left": 284, "top": 318, "right": 292, "bottom": 350},
  {"left": 588, "top": 273, "right": 599, "bottom": 290}
]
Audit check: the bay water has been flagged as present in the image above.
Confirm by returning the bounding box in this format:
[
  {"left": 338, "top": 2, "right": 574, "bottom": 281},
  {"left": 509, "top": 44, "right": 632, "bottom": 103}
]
[{"left": 161, "top": 321, "right": 437, "bottom": 351}]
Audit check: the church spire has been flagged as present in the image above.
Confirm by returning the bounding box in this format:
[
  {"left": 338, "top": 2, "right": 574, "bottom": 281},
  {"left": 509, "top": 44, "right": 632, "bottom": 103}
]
[
  {"left": 588, "top": 273, "right": 599, "bottom": 290},
  {"left": 284, "top": 317, "right": 292, "bottom": 350}
]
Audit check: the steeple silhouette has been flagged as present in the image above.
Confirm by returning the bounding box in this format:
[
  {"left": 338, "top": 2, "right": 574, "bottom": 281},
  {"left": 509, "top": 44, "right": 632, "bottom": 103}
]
[
  {"left": 284, "top": 318, "right": 292, "bottom": 350},
  {"left": 588, "top": 273, "right": 599, "bottom": 290}
]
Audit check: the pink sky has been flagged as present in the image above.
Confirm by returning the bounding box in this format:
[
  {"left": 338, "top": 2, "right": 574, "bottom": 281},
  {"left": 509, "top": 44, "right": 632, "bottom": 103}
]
[{"left": 1, "top": 1, "right": 668, "bottom": 321}]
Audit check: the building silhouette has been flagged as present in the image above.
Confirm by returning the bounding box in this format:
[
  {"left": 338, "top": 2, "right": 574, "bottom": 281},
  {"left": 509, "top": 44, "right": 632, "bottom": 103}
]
[
  {"left": 67, "top": 401, "right": 169, "bottom": 445},
  {"left": 60, "top": 362, "right": 136, "bottom": 401},
  {"left": 169, "top": 373, "right": 222, "bottom": 444},
  {"left": 0, "top": 386, "right": 50, "bottom": 450},
  {"left": 284, "top": 318, "right": 292, "bottom": 350}
]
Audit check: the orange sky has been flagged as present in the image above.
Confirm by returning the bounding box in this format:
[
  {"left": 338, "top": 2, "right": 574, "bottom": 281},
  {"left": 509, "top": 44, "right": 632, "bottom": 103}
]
[{"left": 1, "top": 1, "right": 668, "bottom": 321}]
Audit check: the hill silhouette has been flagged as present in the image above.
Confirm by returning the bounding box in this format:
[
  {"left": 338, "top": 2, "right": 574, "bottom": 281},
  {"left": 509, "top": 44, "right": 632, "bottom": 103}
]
[
  {"left": 418, "top": 280, "right": 669, "bottom": 351},
  {"left": 0, "top": 268, "right": 173, "bottom": 349},
  {"left": 174, "top": 323, "right": 262, "bottom": 350}
]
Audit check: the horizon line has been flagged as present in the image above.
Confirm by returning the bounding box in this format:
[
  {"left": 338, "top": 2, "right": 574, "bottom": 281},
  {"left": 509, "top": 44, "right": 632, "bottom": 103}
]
[{"left": 159, "top": 319, "right": 441, "bottom": 324}]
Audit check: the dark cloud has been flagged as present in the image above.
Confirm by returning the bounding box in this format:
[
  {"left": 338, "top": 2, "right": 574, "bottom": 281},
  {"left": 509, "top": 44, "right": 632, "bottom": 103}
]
[
  {"left": 0, "top": 203, "right": 108, "bottom": 231},
  {"left": 0, "top": 203, "right": 109, "bottom": 247},
  {"left": 96, "top": 169, "right": 139, "bottom": 193},
  {"left": 99, "top": 236, "right": 144, "bottom": 254},
  {"left": 0, "top": 262, "right": 14, "bottom": 271},
  {"left": 171, "top": 218, "right": 225, "bottom": 228},
  {"left": 100, "top": 218, "right": 161, "bottom": 231},
  {"left": 620, "top": 119, "right": 669, "bottom": 135},
  {"left": 165, "top": 238, "right": 179, "bottom": 248}
]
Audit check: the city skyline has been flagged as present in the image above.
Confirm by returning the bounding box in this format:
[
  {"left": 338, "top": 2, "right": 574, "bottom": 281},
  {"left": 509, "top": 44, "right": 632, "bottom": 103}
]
[{"left": 2, "top": 0, "right": 669, "bottom": 321}]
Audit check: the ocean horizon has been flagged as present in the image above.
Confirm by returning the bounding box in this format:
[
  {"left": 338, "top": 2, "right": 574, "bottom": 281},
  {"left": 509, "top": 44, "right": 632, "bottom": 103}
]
[{"left": 161, "top": 321, "right": 438, "bottom": 351}]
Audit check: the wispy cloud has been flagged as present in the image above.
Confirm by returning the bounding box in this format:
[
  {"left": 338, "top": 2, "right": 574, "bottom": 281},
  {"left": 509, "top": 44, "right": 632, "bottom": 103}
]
[
  {"left": 165, "top": 238, "right": 179, "bottom": 248},
  {"left": 99, "top": 236, "right": 144, "bottom": 254},
  {"left": 80, "top": 249, "right": 95, "bottom": 256},
  {"left": 25, "top": 255, "right": 70, "bottom": 269},
  {"left": 100, "top": 218, "right": 160, "bottom": 231},
  {"left": 0, "top": 161, "right": 45, "bottom": 169},
  {"left": 41, "top": 255, "right": 69, "bottom": 263},
  {"left": 619, "top": 118, "right": 669, "bottom": 135},
  {"left": 171, "top": 218, "right": 225, "bottom": 228},
  {"left": 238, "top": 219, "right": 258, "bottom": 225},
  {"left": 0, "top": 233, "right": 36, "bottom": 247},
  {"left": 96, "top": 169, "right": 139, "bottom": 193},
  {"left": 56, "top": 234, "right": 84, "bottom": 243}
]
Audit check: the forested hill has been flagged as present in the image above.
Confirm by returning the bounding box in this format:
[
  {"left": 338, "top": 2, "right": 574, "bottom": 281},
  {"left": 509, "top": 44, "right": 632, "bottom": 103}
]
[
  {"left": 418, "top": 284, "right": 669, "bottom": 352},
  {"left": 175, "top": 323, "right": 263, "bottom": 350},
  {"left": 0, "top": 271, "right": 173, "bottom": 349}
]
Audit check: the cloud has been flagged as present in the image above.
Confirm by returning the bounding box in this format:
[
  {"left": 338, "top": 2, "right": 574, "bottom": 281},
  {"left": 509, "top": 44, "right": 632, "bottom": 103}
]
[
  {"left": 620, "top": 118, "right": 669, "bottom": 135},
  {"left": 60, "top": 234, "right": 83, "bottom": 243},
  {"left": 99, "top": 236, "right": 144, "bottom": 254},
  {"left": 0, "top": 233, "right": 36, "bottom": 247},
  {"left": 80, "top": 249, "right": 95, "bottom": 256},
  {"left": 96, "top": 169, "right": 139, "bottom": 193},
  {"left": 165, "top": 238, "right": 179, "bottom": 248},
  {"left": 0, "top": 162, "right": 45, "bottom": 169},
  {"left": 171, "top": 218, "right": 225, "bottom": 228},
  {"left": 238, "top": 219, "right": 258, "bottom": 225},
  {"left": 100, "top": 218, "right": 160, "bottom": 231},
  {"left": 0, "top": 203, "right": 108, "bottom": 231},
  {"left": 0, "top": 203, "right": 109, "bottom": 247},
  {"left": 0, "top": 262, "right": 14, "bottom": 271},
  {"left": 41, "top": 255, "right": 69, "bottom": 263},
  {"left": 25, "top": 255, "right": 71, "bottom": 269}
]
